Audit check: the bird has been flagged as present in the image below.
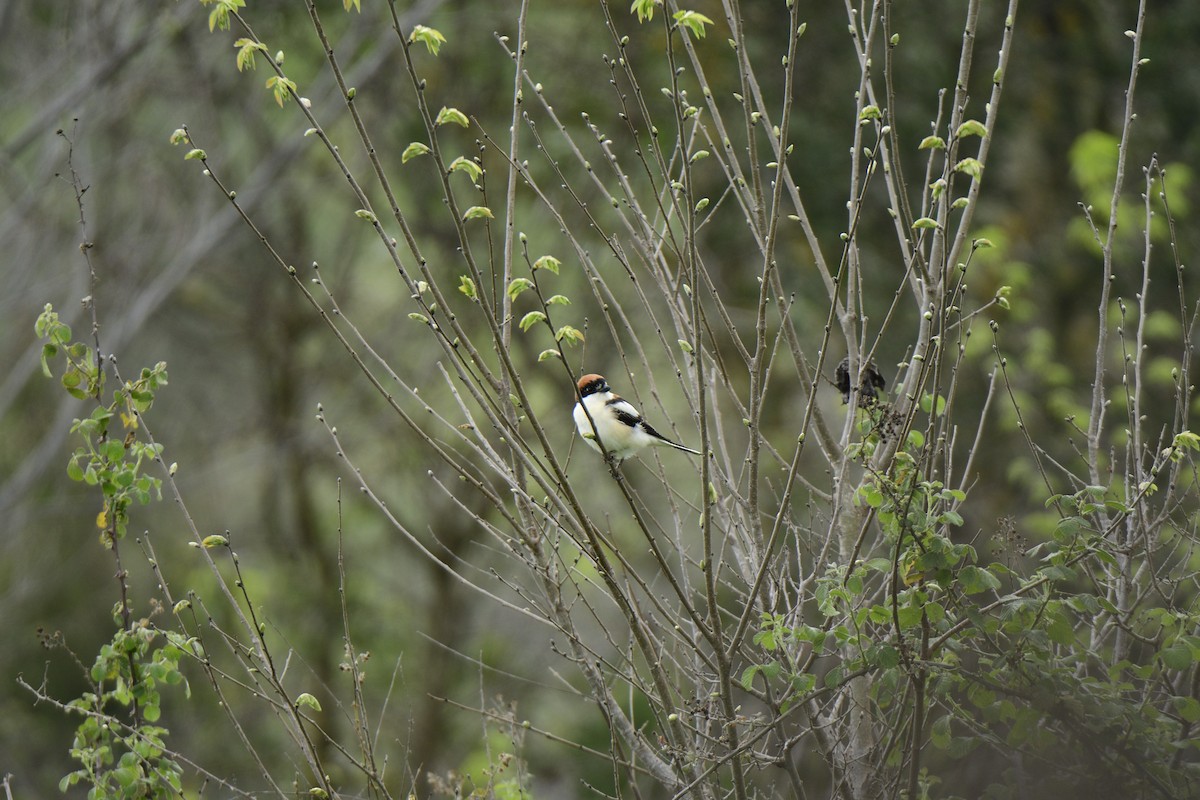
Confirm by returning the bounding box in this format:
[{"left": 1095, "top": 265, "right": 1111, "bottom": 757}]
[
  {"left": 835, "top": 357, "right": 886, "bottom": 407},
  {"left": 572, "top": 373, "right": 701, "bottom": 463}
]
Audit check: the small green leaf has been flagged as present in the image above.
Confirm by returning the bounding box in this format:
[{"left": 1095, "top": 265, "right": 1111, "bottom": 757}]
[
  {"left": 739, "top": 664, "right": 762, "bottom": 691},
  {"left": 939, "top": 510, "right": 964, "bottom": 527},
  {"left": 401, "top": 142, "right": 431, "bottom": 163},
  {"left": 956, "top": 119, "right": 987, "bottom": 138},
  {"left": 436, "top": 107, "right": 470, "bottom": 127},
  {"left": 859, "top": 105, "right": 883, "bottom": 121},
  {"left": 233, "top": 37, "right": 267, "bottom": 72},
  {"left": 184, "top": 149, "right": 207, "bottom": 161},
  {"left": 546, "top": 294, "right": 571, "bottom": 306},
  {"left": 448, "top": 156, "right": 483, "bottom": 182},
  {"left": 912, "top": 217, "right": 938, "bottom": 230},
  {"left": 533, "top": 255, "right": 561, "bottom": 274},
  {"left": 537, "top": 349, "right": 561, "bottom": 362},
  {"left": 458, "top": 275, "right": 477, "bottom": 299},
  {"left": 958, "top": 565, "right": 1000, "bottom": 595},
  {"left": 1162, "top": 642, "right": 1193, "bottom": 671},
  {"left": 1174, "top": 696, "right": 1200, "bottom": 724},
  {"left": 462, "top": 205, "right": 494, "bottom": 221},
  {"left": 296, "top": 692, "right": 322, "bottom": 712},
  {"left": 519, "top": 311, "right": 546, "bottom": 332},
  {"left": 689, "top": 149, "right": 710, "bottom": 163},
  {"left": 264, "top": 75, "right": 297, "bottom": 107},
  {"left": 201, "top": 534, "right": 228, "bottom": 549},
  {"left": 918, "top": 135, "right": 945, "bottom": 150},
  {"left": 409, "top": 25, "right": 447, "bottom": 55},
  {"left": 954, "top": 157, "right": 984, "bottom": 179},
  {"left": 408, "top": 312, "right": 429, "bottom": 324},
  {"left": 555, "top": 325, "right": 584, "bottom": 346},
  {"left": 673, "top": 10, "right": 714, "bottom": 38},
  {"left": 354, "top": 209, "right": 377, "bottom": 222},
  {"left": 631, "top": 0, "right": 660, "bottom": 23},
  {"left": 507, "top": 278, "right": 534, "bottom": 301}
]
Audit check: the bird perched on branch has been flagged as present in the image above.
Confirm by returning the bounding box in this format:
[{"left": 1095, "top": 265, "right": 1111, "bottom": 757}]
[
  {"left": 835, "top": 357, "right": 887, "bottom": 406},
  {"left": 573, "top": 373, "right": 701, "bottom": 463}
]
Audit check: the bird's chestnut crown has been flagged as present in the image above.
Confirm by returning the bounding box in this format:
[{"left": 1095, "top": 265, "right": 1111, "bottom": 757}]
[{"left": 577, "top": 373, "right": 608, "bottom": 398}]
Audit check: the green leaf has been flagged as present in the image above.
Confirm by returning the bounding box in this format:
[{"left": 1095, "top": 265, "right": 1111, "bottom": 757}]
[
  {"left": 912, "top": 217, "right": 938, "bottom": 230},
  {"left": 555, "top": 325, "right": 584, "bottom": 346},
  {"left": 689, "top": 149, "right": 710, "bottom": 163},
  {"left": 435, "top": 107, "right": 470, "bottom": 127},
  {"left": 631, "top": 0, "right": 660, "bottom": 23},
  {"left": 507, "top": 278, "right": 534, "bottom": 301},
  {"left": 401, "top": 142, "right": 431, "bottom": 163},
  {"left": 939, "top": 510, "right": 964, "bottom": 527},
  {"left": 958, "top": 565, "right": 1000, "bottom": 595},
  {"left": 264, "top": 75, "right": 297, "bottom": 108},
  {"left": 546, "top": 294, "right": 571, "bottom": 306},
  {"left": 1161, "top": 642, "right": 1194, "bottom": 671},
  {"left": 184, "top": 149, "right": 207, "bottom": 161},
  {"left": 448, "top": 156, "right": 482, "bottom": 182},
  {"left": 462, "top": 205, "right": 494, "bottom": 221},
  {"left": 955, "top": 119, "right": 987, "bottom": 138},
  {"left": 533, "top": 255, "right": 561, "bottom": 274},
  {"left": 537, "top": 349, "right": 561, "bottom": 362},
  {"left": 673, "top": 10, "right": 714, "bottom": 38},
  {"left": 458, "top": 275, "right": 477, "bottom": 299},
  {"left": 519, "top": 311, "right": 546, "bottom": 332},
  {"left": 409, "top": 25, "right": 447, "bottom": 55},
  {"left": 233, "top": 38, "right": 267, "bottom": 72},
  {"left": 343, "top": 0, "right": 361, "bottom": 10},
  {"left": 918, "top": 135, "right": 946, "bottom": 150},
  {"left": 931, "top": 715, "right": 952, "bottom": 749},
  {"left": 296, "top": 692, "right": 322, "bottom": 712},
  {"left": 1174, "top": 696, "right": 1200, "bottom": 724},
  {"left": 859, "top": 105, "right": 883, "bottom": 121},
  {"left": 954, "top": 157, "right": 984, "bottom": 179},
  {"left": 201, "top": 534, "right": 228, "bottom": 549},
  {"left": 206, "top": 0, "right": 245, "bottom": 32}
]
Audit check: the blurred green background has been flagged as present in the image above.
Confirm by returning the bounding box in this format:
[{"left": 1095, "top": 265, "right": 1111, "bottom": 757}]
[{"left": 3, "top": 0, "right": 1199, "bottom": 795}]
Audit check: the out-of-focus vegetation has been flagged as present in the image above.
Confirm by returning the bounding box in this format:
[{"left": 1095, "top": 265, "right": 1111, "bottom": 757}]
[{"left": 4, "top": 1, "right": 1200, "bottom": 798}]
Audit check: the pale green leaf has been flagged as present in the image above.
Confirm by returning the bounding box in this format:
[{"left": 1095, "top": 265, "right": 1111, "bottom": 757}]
[
  {"left": 956, "top": 119, "right": 987, "bottom": 138},
  {"left": 519, "top": 311, "right": 546, "bottom": 332},
  {"left": 462, "top": 205, "right": 494, "bottom": 221},
  {"left": 447, "top": 156, "right": 482, "bottom": 182},
  {"left": 507, "top": 278, "right": 534, "bottom": 301},
  {"left": 436, "top": 107, "right": 470, "bottom": 127},
  {"left": 674, "top": 10, "right": 714, "bottom": 38},
  {"left": 401, "top": 142, "right": 431, "bottom": 163},
  {"left": 533, "top": 255, "right": 561, "bottom": 273},
  {"left": 409, "top": 25, "right": 447, "bottom": 55},
  {"left": 296, "top": 692, "right": 322, "bottom": 712}
]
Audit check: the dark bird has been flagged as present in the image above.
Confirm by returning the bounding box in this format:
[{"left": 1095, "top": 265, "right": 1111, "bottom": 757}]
[{"left": 835, "top": 357, "right": 886, "bottom": 406}]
